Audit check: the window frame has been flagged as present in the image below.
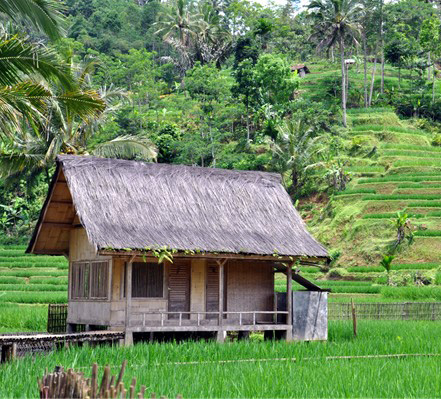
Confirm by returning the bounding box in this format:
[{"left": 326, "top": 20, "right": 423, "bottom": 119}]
[
  {"left": 70, "top": 260, "right": 111, "bottom": 301},
  {"left": 122, "top": 262, "right": 166, "bottom": 299}
]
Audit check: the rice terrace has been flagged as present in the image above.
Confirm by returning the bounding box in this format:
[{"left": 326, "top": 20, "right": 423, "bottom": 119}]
[{"left": 2, "top": 0, "right": 441, "bottom": 398}]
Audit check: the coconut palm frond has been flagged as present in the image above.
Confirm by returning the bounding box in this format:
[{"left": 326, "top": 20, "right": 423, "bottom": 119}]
[
  {"left": 92, "top": 136, "right": 158, "bottom": 162},
  {"left": 0, "top": 34, "right": 73, "bottom": 89},
  {"left": 57, "top": 90, "right": 106, "bottom": 122},
  {"left": 0, "top": 0, "right": 65, "bottom": 40}
]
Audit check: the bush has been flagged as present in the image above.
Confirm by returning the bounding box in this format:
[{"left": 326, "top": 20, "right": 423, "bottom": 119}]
[
  {"left": 327, "top": 268, "right": 348, "bottom": 278},
  {"left": 432, "top": 134, "right": 441, "bottom": 147}
]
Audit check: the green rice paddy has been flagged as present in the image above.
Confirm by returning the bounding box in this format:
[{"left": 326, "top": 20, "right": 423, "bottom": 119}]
[{"left": 2, "top": 321, "right": 441, "bottom": 398}]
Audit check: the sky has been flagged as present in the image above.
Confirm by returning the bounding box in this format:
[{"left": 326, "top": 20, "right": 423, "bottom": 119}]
[{"left": 253, "top": 0, "right": 310, "bottom": 8}]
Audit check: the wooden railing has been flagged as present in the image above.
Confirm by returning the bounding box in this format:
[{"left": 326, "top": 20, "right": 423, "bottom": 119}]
[{"left": 130, "top": 311, "right": 289, "bottom": 328}]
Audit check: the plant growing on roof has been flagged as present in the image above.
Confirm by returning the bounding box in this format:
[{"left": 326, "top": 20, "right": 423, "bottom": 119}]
[{"left": 152, "top": 246, "right": 177, "bottom": 264}]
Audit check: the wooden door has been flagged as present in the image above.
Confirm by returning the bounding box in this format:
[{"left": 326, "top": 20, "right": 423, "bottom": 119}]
[
  {"left": 206, "top": 261, "right": 219, "bottom": 319},
  {"left": 168, "top": 260, "right": 190, "bottom": 319}
]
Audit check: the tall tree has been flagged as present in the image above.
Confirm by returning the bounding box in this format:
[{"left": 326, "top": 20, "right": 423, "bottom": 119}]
[{"left": 308, "top": 0, "right": 363, "bottom": 127}]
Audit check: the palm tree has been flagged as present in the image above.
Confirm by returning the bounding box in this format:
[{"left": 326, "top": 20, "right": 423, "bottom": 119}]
[
  {"left": 154, "top": 0, "right": 231, "bottom": 71},
  {"left": 154, "top": 0, "right": 200, "bottom": 70},
  {"left": 308, "top": 0, "right": 363, "bottom": 127},
  {"left": 0, "top": 61, "right": 157, "bottom": 186}
]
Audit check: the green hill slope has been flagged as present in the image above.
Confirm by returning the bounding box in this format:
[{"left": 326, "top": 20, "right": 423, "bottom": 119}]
[{"left": 311, "top": 108, "right": 441, "bottom": 270}]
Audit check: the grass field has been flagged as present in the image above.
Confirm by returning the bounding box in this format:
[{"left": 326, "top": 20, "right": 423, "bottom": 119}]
[{"left": 2, "top": 321, "right": 441, "bottom": 398}]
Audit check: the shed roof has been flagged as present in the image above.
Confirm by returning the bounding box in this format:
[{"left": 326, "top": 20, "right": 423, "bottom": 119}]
[
  {"left": 291, "top": 64, "right": 310, "bottom": 73},
  {"left": 27, "top": 155, "right": 328, "bottom": 258}
]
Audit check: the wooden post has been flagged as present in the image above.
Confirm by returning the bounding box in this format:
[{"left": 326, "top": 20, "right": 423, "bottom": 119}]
[
  {"left": 217, "top": 259, "right": 226, "bottom": 343},
  {"left": 125, "top": 256, "right": 135, "bottom": 346},
  {"left": 286, "top": 263, "right": 293, "bottom": 342},
  {"left": 351, "top": 298, "right": 357, "bottom": 337}
]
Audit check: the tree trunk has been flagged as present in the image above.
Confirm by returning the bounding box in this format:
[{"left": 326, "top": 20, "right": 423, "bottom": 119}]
[
  {"left": 340, "top": 35, "right": 347, "bottom": 127},
  {"left": 380, "top": 0, "right": 385, "bottom": 94},
  {"left": 433, "top": 67, "right": 436, "bottom": 103},
  {"left": 428, "top": 51, "right": 431, "bottom": 81},
  {"left": 246, "top": 101, "right": 250, "bottom": 144},
  {"left": 369, "top": 56, "right": 377, "bottom": 106},
  {"left": 363, "top": 31, "right": 368, "bottom": 107},
  {"left": 331, "top": 46, "right": 334, "bottom": 63}
]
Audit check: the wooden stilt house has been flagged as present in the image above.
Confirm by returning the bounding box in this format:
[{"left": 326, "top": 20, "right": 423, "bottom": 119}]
[{"left": 27, "top": 155, "right": 328, "bottom": 343}]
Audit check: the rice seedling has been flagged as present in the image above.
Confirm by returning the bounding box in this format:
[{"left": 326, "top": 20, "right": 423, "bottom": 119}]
[
  {"left": 324, "top": 286, "right": 381, "bottom": 294},
  {"left": 358, "top": 175, "right": 441, "bottom": 184},
  {"left": 346, "top": 165, "right": 385, "bottom": 173},
  {"left": 363, "top": 194, "right": 441, "bottom": 200},
  {"left": 0, "top": 284, "right": 67, "bottom": 292},
  {"left": 0, "top": 277, "right": 25, "bottom": 284},
  {"left": 348, "top": 263, "right": 439, "bottom": 272},
  {"left": 2, "top": 321, "right": 441, "bottom": 398},
  {"left": 397, "top": 183, "right": 441, "bottom": 189},
  {"left": 362, "top": 213, "right": 425, "bottom": 219},
  {"left": 383, "top": 150, "right": 441, "bottom": 159},
  {"left": 427, "top": 211, "right": 441, "bottom": 217},
  {"left": 0, "top": 304, "right": 47, "bottom": 332},
  {"left": 380, "top": 143, "right": 441, "bottom": 152},
  {"left": 0, "top": 269, "right": 67, "bottom": 277},
  {"left": 334, "top": 188, "right": 376, "bottom": 196},
  {"left": 347, "top": 107, "right": 394, "bottom": 114},
  {"left": 0, "top": 292, "right": 67, "bottom": 304},
  {"left": 414, "top": 230, "right": 441, "bottom": 237},
  {"left": 381, "top": 286, "right": 441, "bottom": 300},
  {"left": 352, "top": 124, "right": 427, "bottom": 135},
  {"left": 29, "top": 277, "right": 68, "bottom": 285},
  {"left": 394, "top": 160, "right": 441, "bottom": 167},
  {"left": 313, "top": 280, "right": 373, "bottom": 286},
  {"left": 408, "top": 202, "right": 441, "bottom": 208}
]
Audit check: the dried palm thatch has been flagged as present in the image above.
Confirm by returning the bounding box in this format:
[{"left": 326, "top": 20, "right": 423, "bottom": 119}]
[{"left": 29, "top": 155, "right": 328, "bottom": 258}]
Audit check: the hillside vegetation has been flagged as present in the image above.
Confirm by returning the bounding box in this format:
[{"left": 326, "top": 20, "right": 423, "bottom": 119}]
[{"left": 310, "top": 108, "right": 441, "bottom": 270}]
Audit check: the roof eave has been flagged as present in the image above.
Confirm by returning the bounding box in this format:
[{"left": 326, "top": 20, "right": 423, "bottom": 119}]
[
  {"left": 98, "top": 249, "right": 329, "bottom": 263},
  {"left": 26, "top": 161, "right": 62, "bottom": 255}
]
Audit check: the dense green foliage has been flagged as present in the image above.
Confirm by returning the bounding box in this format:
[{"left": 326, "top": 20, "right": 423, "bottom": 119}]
[{"left": 1, "top": 0, "right": 440, "bottom": 242}]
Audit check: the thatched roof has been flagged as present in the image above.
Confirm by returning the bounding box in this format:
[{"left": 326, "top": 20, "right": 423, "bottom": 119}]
[
  {"left": 28, "top": 155, "right": 328, "bottom": 258},
  {"left": 291, "top": 64, "right": 310, "bottom": 73}
]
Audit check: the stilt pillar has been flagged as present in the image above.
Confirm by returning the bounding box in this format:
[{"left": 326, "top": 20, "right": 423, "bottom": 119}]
[{"left": 286, "top": 263, "right": 293, "bottom": 342}]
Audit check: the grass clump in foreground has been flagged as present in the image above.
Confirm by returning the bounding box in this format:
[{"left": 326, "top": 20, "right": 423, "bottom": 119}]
[{"left": 2, "top": 321, "right": 441, "bottom": 398}]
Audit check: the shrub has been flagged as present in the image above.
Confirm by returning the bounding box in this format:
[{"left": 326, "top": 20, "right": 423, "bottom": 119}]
[
  {"left": 432, "top": 134, "right": 441, "bottom": 147},
  {"left": 327, "top": 268, "right": 348, "bottom": 278}
]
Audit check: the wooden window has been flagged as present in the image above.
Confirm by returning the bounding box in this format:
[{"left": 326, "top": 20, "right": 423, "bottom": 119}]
[
  {"left": 131, "top": 262, "right": 164, "bottom": 298},
  {"left": 90, "top": 261, "right": 109, "bottom": 299},
  {"left": 71, "top": 261, "right": 109, "bottom": 300}
]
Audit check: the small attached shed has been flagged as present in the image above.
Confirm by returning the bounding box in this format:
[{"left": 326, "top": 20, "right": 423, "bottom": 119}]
[
  {"left": 291, "top": 64, "right": 310, "bottom": 77},
  {"left": 27, "top": 155, "right": 328, "bottom": 344}
]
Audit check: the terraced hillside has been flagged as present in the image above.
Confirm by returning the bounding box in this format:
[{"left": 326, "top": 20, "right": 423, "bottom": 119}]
[
  {"left": 312, "top": 108, "right": 441, "bottom": 271},
  {"left": 0, "top": 246, "right": 67, "bottom": 332}
]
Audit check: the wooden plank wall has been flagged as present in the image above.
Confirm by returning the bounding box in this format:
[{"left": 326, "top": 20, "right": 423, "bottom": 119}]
[{"left": 226, "top": 260, "right": 274, "bottom": 323}]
